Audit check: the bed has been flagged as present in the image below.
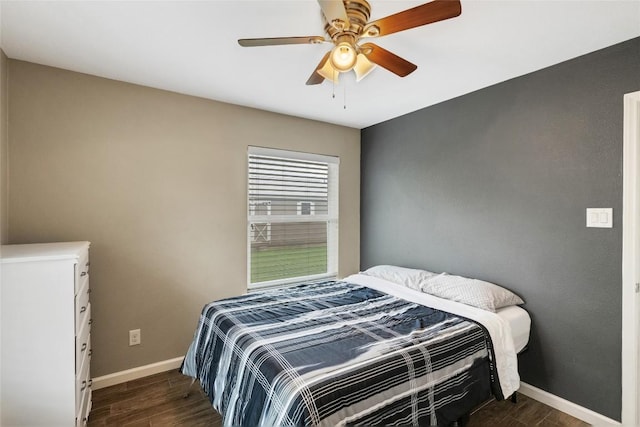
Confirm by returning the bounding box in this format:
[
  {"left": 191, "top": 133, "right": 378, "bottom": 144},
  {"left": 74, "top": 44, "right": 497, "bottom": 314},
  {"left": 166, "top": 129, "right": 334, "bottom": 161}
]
[{"left": 181, "top": 267, "right": 529, "bottom": 426}]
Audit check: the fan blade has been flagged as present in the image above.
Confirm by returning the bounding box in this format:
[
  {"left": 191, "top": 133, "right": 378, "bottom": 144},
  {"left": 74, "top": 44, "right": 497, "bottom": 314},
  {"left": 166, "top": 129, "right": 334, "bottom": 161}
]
[
  {"left": 360, "top": 43, "right": 417, "bottom": 77},
  {"left": 306, "top": 52, "right": 333, "bottom": 85},
  {"left": 317, "top": 0, "right": 350, "bottom": 30},
  {"left": 238, "top": 36, "right": 326, "bottom": 47},
  {"left": 362, "top": 0, "right": 461, "bottom": 38}
]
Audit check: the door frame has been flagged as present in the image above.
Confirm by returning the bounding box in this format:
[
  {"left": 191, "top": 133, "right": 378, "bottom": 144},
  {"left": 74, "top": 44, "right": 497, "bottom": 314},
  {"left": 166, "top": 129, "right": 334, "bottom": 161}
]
[{"left": 622, "top": 90, "right": 640, "bottom": 425}]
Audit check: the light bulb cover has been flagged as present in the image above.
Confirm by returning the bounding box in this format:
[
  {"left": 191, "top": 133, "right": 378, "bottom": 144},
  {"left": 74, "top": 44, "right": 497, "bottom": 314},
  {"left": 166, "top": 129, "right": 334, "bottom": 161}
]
[
  {"left": 330, "top": 42, "right": 357, "bottom": 72},
  {"left": 317, "top": 58, "right": 339, "bottom": 83},
  {"left": 353, "top": 53, "right": 376, "bottom": 82}
]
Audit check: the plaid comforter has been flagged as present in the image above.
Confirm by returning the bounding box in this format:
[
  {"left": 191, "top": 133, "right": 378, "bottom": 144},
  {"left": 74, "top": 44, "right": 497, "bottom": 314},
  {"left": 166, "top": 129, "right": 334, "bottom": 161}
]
[{"left": 181, "top": 281, "right": 496, "bottom": 426}]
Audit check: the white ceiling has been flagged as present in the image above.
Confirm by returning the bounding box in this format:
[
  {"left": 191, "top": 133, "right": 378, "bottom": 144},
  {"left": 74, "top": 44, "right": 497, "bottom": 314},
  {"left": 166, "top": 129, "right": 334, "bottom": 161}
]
[{"left": 1, "top": 1, "right": 638, "bottom": 129}]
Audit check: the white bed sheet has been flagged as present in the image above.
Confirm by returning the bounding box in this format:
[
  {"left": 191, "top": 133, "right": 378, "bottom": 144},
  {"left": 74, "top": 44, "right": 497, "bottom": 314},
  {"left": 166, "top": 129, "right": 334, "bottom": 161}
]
[
  {"left": 343, "top": 273, "right": 520, "bottom": 399},
  {"left": 495, "top": 305, "right": 531, "bottom": 354}
]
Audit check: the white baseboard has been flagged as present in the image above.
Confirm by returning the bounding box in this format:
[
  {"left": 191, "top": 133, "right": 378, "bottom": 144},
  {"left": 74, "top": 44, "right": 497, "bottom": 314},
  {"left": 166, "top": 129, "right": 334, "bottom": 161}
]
[
  {"left": 92, "top": 356, "right": 184, "bottom": 390},
  {"left": 519, "top": 382, "right": 621, "bottom": 426}
]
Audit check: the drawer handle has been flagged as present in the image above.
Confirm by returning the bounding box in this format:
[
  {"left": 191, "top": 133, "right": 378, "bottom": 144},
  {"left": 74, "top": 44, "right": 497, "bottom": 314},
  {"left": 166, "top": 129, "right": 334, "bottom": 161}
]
[
  {"left": 86, "top": 261, "right": 90, "bottom": 267},
  {"left": 88, "top": 349, "right": 93, "bottom": 357},
  {"left": 80, "top": 306, "right": 87, "bottom": 313},
  {"left": 81, "top": 380, "right": 87, "bottom": 391},
  {"left": 89, "top": 318, "right": 93, "bottom": 326},
  {"left": 81, "top": 343, "right": 87, "bottom": 352},
  {"left": 88, "top": 379, "right": 93, "bottom": 388},
  {"left": 81, "top": 271, "right": 88, "bottom": 277}
]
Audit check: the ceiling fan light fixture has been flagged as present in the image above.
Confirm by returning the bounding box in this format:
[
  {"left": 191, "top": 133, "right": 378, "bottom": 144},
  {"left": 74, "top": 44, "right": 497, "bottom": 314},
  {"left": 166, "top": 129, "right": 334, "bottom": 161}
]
[
  {"left": 330, "top": 41, "right": 357, "bottom": 72},
  {"left": 354, "top": 53, "right": 376, "bottom": 82},
  {"left": 317, "top": 58, "right": 339, "bottom": 83}
]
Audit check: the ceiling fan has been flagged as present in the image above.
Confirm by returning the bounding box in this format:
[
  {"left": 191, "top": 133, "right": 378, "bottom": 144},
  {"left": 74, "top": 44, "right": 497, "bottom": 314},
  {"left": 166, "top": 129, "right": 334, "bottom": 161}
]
[{"left": 238, "top": 0, "right": 462, "bottom": 85}]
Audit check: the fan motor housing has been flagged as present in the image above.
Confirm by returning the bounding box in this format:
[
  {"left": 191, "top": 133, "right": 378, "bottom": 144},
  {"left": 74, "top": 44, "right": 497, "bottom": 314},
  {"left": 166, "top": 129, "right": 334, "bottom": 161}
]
[{"left": 324, "top": 0, "right": 371, "bottom": 41}]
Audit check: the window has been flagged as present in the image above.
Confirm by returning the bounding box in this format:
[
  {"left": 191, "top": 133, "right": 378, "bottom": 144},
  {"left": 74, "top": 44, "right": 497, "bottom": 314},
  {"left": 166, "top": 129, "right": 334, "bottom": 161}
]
[{"left": 248, "top": 147, "right": 339, "bottom": 289}]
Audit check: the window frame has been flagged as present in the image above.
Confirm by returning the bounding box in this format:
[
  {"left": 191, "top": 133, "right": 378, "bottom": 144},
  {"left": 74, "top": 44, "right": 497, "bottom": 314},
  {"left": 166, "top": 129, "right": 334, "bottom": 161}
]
[{"left": 247, "top": 146, "right": 339, "bottom": 290}]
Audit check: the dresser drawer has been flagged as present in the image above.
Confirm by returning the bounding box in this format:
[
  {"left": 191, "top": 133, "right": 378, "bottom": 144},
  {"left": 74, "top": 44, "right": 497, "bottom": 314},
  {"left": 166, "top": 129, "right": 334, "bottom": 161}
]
[
  {"left": 76, "top": 310, "right": 91, "bottom": 374},
  {"left": 75, "top": 279, "right": 90, "bottom": 333},
  {"left": 76, "top": 386, "right": 92, "bottom": 427},
  {"left": 75, "top": 251, "right": 90, "bottom": 294},
  {"left": 76, "top": 350, "right": 91, "bottom": 411},
  {"left": 76, "top": 271, "right": 89, "bottom": 299}
]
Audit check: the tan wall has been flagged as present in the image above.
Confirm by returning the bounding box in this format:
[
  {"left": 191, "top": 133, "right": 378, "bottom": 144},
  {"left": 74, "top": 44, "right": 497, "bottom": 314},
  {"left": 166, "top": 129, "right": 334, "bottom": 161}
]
[{"left": 7, "top": 60, "right": 360, "bottom": 376}]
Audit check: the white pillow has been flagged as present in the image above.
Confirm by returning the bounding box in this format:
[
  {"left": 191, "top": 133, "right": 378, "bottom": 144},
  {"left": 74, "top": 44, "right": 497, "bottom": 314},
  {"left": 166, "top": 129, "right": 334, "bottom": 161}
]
[
  {"left": 362, "top": 265, "right": 436, "bottom": 291},
  {"left": 420, "top": 273, "right": 524, "bottom": 312}
]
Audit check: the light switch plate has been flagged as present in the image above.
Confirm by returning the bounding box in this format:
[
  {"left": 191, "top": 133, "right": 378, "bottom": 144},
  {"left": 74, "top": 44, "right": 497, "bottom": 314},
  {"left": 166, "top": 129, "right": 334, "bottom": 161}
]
[{"left": 586, "top": 208, "right": 613, "bottom": 228}]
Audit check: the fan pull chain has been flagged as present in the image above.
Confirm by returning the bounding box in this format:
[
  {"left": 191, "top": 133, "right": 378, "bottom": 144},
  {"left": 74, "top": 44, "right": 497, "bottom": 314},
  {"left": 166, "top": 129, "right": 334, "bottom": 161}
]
[
  {"left": 343, "top": 84, "right": 347, "bottom": 110},
  {"left": 332, "top": 69, "right": 336, "bottom": 99}
]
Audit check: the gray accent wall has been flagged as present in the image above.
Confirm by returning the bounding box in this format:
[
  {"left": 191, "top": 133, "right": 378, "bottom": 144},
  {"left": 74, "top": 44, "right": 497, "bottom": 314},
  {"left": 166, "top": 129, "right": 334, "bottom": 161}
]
[{"left": 360, "top": 37, "right": 640, "bottom": 420}]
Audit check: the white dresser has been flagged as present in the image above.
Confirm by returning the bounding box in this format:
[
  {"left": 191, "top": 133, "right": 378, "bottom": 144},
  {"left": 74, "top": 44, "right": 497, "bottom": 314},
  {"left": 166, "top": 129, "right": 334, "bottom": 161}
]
[{"left": 1, "top": 241, "right": 92, "bottom": 426}]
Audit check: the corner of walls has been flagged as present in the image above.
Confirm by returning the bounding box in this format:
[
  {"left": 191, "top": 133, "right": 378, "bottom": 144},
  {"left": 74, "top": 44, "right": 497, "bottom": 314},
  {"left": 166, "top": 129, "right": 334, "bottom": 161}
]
[
  {"left": 1, "top": 49, "right": 8, "bottom": 245},
  {"left": 0, "top": 44, "right": 8, "bottom": 424}
]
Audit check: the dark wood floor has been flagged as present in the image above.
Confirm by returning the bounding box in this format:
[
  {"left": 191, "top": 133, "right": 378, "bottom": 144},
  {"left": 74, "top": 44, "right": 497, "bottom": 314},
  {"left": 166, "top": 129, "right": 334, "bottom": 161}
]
[
  {"left": 88, "top": 370, "right": 589, "bottom": 426},
  {"left": 88, "top": 370, "right": 221, "bottom": 426},
  {"left": 467, "top": 395, "right": 589, "bottom": 427}
]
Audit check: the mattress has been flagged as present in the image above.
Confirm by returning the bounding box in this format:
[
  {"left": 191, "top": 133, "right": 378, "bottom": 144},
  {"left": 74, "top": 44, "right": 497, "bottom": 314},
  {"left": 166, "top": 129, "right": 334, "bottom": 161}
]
[
  {"left": 347, "top": 273, "right": 531, "bottom": 355},
  {"left": 344, "top": 273, "right": 520, "bottom": 399},
  {"left": 496, "top": 305, "right": 531, "bottom": 354}
]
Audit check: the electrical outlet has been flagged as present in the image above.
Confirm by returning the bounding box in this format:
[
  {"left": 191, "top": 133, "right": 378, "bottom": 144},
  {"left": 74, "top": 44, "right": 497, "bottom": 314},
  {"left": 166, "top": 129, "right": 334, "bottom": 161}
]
[{"left": 129, "top": 329, "right": 141, "bottom": 346}]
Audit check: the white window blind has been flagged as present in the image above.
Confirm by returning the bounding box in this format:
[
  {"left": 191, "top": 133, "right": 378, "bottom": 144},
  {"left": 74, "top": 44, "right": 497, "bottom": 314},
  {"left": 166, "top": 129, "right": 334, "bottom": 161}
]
[{"left": 248, "top": 147, "right": 339, "bottom": 289}]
